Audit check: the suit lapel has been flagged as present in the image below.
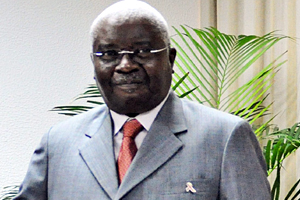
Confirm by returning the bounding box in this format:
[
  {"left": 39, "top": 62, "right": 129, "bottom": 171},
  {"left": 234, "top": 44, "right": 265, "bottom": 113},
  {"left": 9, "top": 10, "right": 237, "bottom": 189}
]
[
  {"left": 116, "top": 92, "right": 187, "bottom": 199},
  {"left": 78, "top": 109, "right": 119, "bottom": 200}
]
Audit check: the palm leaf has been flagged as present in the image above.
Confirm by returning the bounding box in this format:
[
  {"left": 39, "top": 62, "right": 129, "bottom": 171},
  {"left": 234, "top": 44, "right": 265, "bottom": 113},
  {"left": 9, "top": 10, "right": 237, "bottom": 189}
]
[
  {"left": 284, "top": 179, "right": 300, "bottom": 200},
  {"left": 74, "top": 84, "right": 102, "bottom": 101},
  {"left": 263, "top": 122, "right": 300, "bottom": 199},
  {"left": 50, "top": 84, "right": 104, "bottom": 116},
  {"left": 172, "top": 26, "right": 288, "bottom": 132},
  {"left": 0, "top": 185, "right": 19, "bottom": 200}
]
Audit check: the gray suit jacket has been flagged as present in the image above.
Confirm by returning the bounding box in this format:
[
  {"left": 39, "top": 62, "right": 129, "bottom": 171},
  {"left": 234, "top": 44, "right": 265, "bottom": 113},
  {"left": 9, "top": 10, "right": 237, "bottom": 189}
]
[{"left": 15, "top": 92, "right": 270, "bottom": 199}]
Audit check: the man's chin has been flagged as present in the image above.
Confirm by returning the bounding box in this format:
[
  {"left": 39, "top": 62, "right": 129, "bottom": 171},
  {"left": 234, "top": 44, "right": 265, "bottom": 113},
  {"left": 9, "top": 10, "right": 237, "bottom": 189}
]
[
  {"left": 105, "top": 85, "right": 163, "bottom": 114},
  {"left": 112, "top": 84, "right": 150, "bottom": 97},
  {"left": 107, "top": 94, "right": 155, "bottom": 115}
]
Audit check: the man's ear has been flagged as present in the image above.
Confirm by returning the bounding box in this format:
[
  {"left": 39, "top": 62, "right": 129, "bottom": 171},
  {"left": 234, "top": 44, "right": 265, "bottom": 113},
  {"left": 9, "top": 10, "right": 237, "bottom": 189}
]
[{"left": 169, "top": 48, "right": 177, "bottom": 73}]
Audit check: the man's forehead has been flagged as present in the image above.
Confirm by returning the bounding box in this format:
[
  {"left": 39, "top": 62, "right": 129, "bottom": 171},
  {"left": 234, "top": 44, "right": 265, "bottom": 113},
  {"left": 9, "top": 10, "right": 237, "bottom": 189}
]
[
  {"left": 95, "top": 20, "right": 162, "bottom": 41},
  {"left": 99, "top": 18, "right": 160, "bottom": 34},
  {"left": 95, "top": 34, "right": 160, "bottom": 50}
]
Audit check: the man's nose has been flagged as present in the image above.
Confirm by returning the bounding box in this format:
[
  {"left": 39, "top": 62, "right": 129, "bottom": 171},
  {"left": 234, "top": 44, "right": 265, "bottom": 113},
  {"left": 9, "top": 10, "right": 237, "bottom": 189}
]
[{"left": 115, "top": 54, "right": 139, "bottom": 73}]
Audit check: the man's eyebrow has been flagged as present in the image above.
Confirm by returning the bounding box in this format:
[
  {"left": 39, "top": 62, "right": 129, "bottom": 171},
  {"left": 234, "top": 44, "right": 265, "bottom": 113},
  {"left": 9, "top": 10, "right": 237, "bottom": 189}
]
[
  {"left": 97, "top": 43, "right": 118, "bottom": 50},
  {"left": 96, "top": 41, "right": 151, "bottom": 51},
  {"left": 134, "top": 41, "right": 151, "bottom": 46}
]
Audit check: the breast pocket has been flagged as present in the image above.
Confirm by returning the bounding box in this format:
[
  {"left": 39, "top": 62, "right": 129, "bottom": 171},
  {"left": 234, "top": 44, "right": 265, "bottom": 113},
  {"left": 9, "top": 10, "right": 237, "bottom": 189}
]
[{"left": 159, "top": 179, "right": 217, "bottom": 200}]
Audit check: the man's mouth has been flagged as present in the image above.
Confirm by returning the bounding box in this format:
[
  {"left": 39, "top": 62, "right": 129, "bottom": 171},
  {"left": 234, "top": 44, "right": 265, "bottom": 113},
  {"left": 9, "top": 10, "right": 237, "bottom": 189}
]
[
  {"left": 111, "top": 75, "right": 147, "bottom": 94},
  {"left": 114, "top": 80, "right": 144, "bottom": 85},
  {"left": 112, "top": 75, "right": 145, "bottom": 86}
]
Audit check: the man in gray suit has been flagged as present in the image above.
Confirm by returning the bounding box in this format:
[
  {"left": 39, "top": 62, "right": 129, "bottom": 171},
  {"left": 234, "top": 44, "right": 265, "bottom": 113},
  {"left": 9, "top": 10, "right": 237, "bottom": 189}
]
[{"left": 15, "top": 0, "right": 271, "bottom": 199}]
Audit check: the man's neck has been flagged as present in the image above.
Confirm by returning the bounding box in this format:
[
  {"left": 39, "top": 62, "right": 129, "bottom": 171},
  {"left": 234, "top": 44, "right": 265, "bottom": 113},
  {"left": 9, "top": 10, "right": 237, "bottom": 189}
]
[{"left": 110, "top": 91, "right": 171, "bottom": 133}]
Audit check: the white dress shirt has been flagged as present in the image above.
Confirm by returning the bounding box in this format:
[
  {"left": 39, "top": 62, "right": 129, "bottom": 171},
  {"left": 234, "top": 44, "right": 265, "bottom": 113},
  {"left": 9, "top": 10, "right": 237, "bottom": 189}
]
[{"left": 110, "top": 93, "right": 169, "bottom": 160}]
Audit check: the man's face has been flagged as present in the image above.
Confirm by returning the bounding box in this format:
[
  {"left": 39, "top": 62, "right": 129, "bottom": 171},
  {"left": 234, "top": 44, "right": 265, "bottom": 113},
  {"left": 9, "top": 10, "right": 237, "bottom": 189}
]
[{"left": 92, "top": 18, "right": 176, "bottom": 116}]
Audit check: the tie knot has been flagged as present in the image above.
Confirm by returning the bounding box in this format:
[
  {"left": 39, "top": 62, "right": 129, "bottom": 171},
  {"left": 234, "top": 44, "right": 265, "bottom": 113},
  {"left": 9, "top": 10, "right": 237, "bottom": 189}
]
[{"left": 123, "top": 119, "right": 143, "bottom": 138}]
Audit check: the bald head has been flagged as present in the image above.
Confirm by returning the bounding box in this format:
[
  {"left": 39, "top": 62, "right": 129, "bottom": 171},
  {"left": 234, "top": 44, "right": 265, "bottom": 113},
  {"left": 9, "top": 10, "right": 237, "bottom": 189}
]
[{"left": 90, "top": 0, "right": 170, "bottom": 46}]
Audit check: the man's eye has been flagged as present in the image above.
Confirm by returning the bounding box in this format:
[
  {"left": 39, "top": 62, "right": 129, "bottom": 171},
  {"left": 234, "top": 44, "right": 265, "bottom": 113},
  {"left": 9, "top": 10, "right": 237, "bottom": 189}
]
[
  {"left": 136, "top": 49, "right": 152, "bottom": 57},
  {"left": 101, "top": 50, "right": 119, "bottom": 59},
  {"left": 103, "top": 50, "right": 119, "bottom": 56}
]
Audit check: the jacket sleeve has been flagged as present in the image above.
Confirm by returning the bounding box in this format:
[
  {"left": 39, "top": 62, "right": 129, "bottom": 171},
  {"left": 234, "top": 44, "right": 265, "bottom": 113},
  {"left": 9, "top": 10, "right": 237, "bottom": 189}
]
[
  {"left": 219, "top": 121, "right": 271, "bottom": 200},
  {"left": 13, "top": 131, "right": 49, "bottom": 200}
]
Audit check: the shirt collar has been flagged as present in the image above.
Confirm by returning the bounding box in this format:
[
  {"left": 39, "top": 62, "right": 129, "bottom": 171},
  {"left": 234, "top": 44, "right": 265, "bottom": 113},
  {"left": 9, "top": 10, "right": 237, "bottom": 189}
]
[{"left": 110, "top": 92, "right": 170, "bottom": 135}]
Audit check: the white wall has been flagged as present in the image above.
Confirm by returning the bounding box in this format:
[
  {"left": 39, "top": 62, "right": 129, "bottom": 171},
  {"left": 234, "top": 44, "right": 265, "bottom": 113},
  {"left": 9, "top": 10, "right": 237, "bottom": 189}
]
[{"left": 0, "top": 0, "right": 200, "bottom": 188}]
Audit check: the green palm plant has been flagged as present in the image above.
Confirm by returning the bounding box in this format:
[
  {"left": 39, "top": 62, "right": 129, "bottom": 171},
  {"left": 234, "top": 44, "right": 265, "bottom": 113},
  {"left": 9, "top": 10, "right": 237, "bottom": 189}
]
[
  {"left": 265, "top": 122, "right": 300, "bottom": 200},
  {"left": 171, "top": 26, "right": 287, "bottom": 137},
  {"left": 51, "top": 84, "right": 103, "bottom": 116},
  {"left": 0, "top": 185, "right": 19, "bottom": 200}
]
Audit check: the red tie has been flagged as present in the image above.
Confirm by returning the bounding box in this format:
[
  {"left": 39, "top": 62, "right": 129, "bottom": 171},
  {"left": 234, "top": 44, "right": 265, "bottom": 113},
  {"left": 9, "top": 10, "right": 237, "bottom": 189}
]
[{"left": 117, "top": 119, "right": 143, "bottom": 183}]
